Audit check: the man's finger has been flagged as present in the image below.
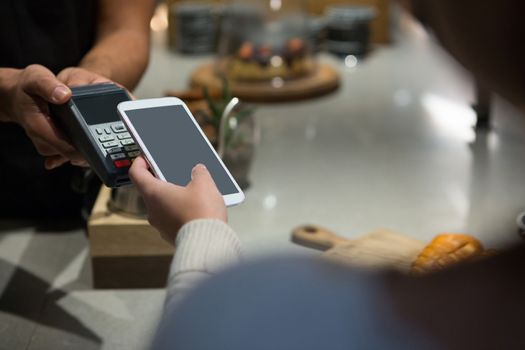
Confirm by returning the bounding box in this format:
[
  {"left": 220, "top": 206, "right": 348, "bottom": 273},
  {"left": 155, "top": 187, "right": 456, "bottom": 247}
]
[
  {"left": 21, "top": 65, "right": 71, "bottom": 104},
  {"left": 71, "top": 159, "right": 90, "bottom": 167},
  {"left": 27, "top": 122, "right": 82, "bottom": 160},
  {"left": 64, "top": 75, "right": 109, "bottom": 87},
  {"left": 32, "top": 138, "right": 59, "bottom": 157},
  {"left": 23, "top": 113, "right": 84, "bottom": 162},
  {"left": 44, "top": 155, "right": 68, "bottom": 170},
  {"left": 56, "top": 67, "right": 111, "bottom": 87}
]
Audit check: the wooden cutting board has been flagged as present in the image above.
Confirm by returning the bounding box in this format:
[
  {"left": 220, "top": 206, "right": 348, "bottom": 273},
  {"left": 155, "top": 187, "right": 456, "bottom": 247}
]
[{"left": 292, "top": 225, "right": 426, "bottom": 273}]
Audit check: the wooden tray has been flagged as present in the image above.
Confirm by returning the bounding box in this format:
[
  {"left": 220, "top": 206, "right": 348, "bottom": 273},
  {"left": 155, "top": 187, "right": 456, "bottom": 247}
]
[{"left": 189, "top": 63, "right": 341, "bottom": 103}]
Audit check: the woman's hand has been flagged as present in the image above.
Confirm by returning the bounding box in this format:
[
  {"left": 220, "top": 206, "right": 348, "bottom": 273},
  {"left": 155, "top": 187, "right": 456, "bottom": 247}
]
[{"left": 129, "top": 157, "right": 227, "bottom": 244}]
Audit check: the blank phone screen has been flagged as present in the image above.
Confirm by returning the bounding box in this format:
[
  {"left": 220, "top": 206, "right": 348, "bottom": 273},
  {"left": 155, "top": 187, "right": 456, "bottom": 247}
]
[{"left": 126, "top": 105, "right": 238, "bottom": 195}]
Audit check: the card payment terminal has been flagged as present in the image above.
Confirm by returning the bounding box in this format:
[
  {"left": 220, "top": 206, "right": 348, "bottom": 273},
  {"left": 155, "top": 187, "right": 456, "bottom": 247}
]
[{"left": 49, "top": 83, "right": 139, "bottom": 187}]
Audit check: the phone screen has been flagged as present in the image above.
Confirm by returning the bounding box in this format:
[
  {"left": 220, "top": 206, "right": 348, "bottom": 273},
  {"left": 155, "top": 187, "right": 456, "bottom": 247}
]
[{"left": 125, "top": 105, "right": 239, "bottom": 195}]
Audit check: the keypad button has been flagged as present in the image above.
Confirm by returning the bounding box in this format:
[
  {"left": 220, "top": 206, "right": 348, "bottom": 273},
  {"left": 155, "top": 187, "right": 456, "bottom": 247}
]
[
  {"left": 95, "top": 128, "right": 103, "bottom": 135},
  {"left": 120, "top": 139, "right": 135, "bottom": 146},
  {"left": 104, "top": 128, "right": 111, "bottom": 134},
  {"left": 114, "top": 159, "right": 131, "bottom": 168},
  {"left": 99, "top": 135, "right": 115, "bottom": 142},
  {"left": 124, "top": 145, "right": 139, "bottom": 151},
  {"left": 107, "top": 147, "right": 123, "bottom": 154},
  {"left": 102, "top": 141, "right": 119, "bottom": 148},
  {"left": 110, "top": 153, "right": 126, "bottom": 160},
  {"left": 111, "top": 124, "right": 127, "bottom": 133},
  {"left": 117, "top": 132, "right": 131, "bottom": 140},
  {"left": 127, "top": 151, "right": 141, "bottom": 158}
]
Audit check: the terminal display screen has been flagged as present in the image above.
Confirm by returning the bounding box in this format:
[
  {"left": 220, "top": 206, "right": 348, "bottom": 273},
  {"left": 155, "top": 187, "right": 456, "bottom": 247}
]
[{"left": 75, "top": 91, "right": 130, "bottom": 125}]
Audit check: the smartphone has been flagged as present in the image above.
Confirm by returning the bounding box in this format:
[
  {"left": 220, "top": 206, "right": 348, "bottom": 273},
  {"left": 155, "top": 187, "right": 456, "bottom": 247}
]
[{"left": 117, "top": 97, "right": 245, "bottom": 207}]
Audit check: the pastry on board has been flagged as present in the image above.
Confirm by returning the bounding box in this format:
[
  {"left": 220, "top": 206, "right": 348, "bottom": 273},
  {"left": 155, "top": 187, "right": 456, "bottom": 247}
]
[
  {"left": 226, "top": 38, "right": 315, "bottom": 81},
  {"left": 410, "top": 233, "right": 495, "bottom": 275}
]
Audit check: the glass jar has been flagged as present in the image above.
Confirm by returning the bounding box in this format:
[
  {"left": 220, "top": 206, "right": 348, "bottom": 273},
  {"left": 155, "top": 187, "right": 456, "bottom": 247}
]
[
  {"left": 220, "top": 101, "right": 258, "bottom": 190},
  {"left": 325, "top": 5, "right": 376, "bottom": 57},
  {"left": 171, "top": 2, "right": 219, "bottom": 54},
  {"left": 216, "top": 0, "right": 315, "bottom": 84}
]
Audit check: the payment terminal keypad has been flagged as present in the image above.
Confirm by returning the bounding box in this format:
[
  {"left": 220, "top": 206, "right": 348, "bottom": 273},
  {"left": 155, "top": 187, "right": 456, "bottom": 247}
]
[
  {"left": 48, "top": 82, "right": 136, "bottom": 187},
  {"left": 89, "top": 121, "right": 140, "bottom": 169}
]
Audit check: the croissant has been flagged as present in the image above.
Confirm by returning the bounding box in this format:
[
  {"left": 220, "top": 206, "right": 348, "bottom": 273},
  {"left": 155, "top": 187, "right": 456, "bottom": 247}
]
[{"left": 410, "top": 234, "right": 491, "bottom": 275}]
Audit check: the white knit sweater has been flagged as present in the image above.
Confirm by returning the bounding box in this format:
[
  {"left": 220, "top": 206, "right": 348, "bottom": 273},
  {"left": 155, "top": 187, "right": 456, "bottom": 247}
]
[{"left": 165, "top": 219, "right": 243, "bottom": 308}]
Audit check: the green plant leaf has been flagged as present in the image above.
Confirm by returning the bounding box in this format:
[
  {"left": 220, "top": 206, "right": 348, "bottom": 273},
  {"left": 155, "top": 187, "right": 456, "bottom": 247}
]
[
  {"left": 203, "top": 85, "right": 222, "bottom": 125},
  {"left": 197, "top": 110, "right": 214, "bottom": 125},
  {"left": 221, "top": 76, "right": 233, "bottom": 104}
]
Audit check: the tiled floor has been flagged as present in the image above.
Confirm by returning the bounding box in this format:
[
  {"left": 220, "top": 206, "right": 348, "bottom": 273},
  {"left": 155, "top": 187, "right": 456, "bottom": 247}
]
[
  {"left": 2, "top": 15, "right": 525, "bottom": 350},
  {"left": 0, "top": 221, "right": 164, "bottom": 350}
]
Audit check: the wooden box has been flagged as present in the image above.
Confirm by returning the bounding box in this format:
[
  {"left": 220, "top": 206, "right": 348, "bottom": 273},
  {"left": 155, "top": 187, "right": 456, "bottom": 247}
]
[{"left": 87, "top": 187, "right": 174, "bottom": 289}]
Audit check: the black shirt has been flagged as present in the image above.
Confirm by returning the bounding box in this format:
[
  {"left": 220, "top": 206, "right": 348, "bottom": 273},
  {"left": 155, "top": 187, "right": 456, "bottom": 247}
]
[
  {"left": 0, "top": 0, "right": 98, "bottom": 219},
  {"left": 0, "top": 0, "right": 97, "bottom": 73}
]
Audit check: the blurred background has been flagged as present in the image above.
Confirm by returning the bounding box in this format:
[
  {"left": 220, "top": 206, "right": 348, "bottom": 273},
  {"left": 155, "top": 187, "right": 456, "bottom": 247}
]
[{"left": 2, "top": 1, "right": 525, "bottom": 349}]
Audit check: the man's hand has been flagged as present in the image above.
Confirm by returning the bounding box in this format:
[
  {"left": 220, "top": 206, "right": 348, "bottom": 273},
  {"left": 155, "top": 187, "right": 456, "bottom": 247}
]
[
  {"left": 5, "top": 65, "right": 117, "bottom": 169},
  {"left": 57, "top": 67, "right": 111, "bottom": 87},
  {"left": 5, "top": 64, "right": 88, "bottom": 169},
  {"left": 129, "top": 157, "right": 227, "bottom": 244}
]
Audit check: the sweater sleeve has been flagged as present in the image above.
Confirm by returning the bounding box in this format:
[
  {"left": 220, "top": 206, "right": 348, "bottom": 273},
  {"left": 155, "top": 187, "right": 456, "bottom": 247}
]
[{"left": 164, "top": 219, "right": 243, "bottom": 309}]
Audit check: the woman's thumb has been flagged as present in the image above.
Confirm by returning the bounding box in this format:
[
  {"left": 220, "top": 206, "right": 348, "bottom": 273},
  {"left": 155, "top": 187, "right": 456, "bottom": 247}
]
[{"left": 191, "top": 164, "right": 210, "bottom": 181}]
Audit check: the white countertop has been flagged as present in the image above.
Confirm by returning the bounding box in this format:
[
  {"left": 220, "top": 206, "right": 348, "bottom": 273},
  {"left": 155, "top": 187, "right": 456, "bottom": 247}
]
[{"left": 136, "top": 29, "right": 525, "bottom": 256}]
